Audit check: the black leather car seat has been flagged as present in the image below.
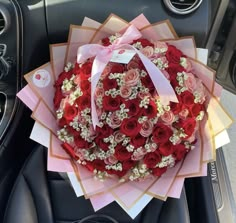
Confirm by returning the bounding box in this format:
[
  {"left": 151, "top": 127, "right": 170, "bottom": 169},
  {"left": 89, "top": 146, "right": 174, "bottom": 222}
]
[{"left": 3, "top": 146, "right": 190, "bottom": 223}]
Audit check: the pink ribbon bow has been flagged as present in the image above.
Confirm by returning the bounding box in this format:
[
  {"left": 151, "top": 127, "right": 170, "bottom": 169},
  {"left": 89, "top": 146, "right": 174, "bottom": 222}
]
[{"left": 77, "top": 25, "right": 178, "bottom": 128}]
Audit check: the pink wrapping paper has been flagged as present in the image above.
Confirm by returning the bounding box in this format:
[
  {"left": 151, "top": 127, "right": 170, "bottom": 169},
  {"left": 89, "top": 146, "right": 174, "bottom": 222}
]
[{"left": 16, "top": 14, "right": 233, "bottom": 217}]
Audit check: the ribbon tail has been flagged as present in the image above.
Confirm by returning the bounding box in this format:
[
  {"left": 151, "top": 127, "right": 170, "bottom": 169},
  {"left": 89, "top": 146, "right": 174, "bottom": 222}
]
[
  {"left": 77, "top": 44, "right": 105, "bottom": 63},
  {"left": 91, "top": 55, "right": 111, "bottom": 129},
  {"left": 136, "top": 50, "right": 179, "bottom": 105},
  {"left": 115, "top": 25, "right": 142, "bottom": 45},
  {"left": 91, "top": 72, "right": 101, "bottom": 129}
]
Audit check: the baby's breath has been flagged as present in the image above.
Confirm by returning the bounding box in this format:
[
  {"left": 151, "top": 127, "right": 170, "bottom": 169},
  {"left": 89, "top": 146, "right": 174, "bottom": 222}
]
[
  {"left": 64, "top": 62, "right": 74, "bottom": 72},
  {"left": 156, "top": 155, "right": 175, "bottom": 168},
  {"left": 132, "top": 42, "right": 143, "bottom": 50},
  {"left": 196, "top": 111, "right": 205, "bottom": 121}
]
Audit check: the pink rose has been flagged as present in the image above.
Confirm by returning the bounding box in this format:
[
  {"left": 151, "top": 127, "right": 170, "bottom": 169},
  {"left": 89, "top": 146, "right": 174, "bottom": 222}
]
[
  {"left": 131, "top": 147, "right": 147, "bottom": 161},
  {"left": 127, "top": 60, "right": 140, "bottom": 70},
  {"left": 104, "top": 155, "right": 118, "bottom": 165},
  {"left": 109, "top": 112, "right": 122, "bottom": 129},
  {"left": 153, "top": 41, "right": 168, "bottom": 50},
  {"left": 77, "top": 115, "right": 87, "bottom": 125},
  {"left": 131, "top": 153, "right": 144, "bottom": 161},
  {"left": 149, "top": 143, "right": 158, "bottom": 152},
  {"left": 184, "top": 73, "right": 197, "bottom": 93},
  {"left": 158, "top": 56, "right": 168, "bottom": 64},
  {"left": 114, "top": 131, "right": 125, "bottom": 143},
  {"left": 101, "top": 65, "right": 111, "bottom": 78},
  {"left": 140, "top": 120, "right": 153, "bottom": 137},
  {"left": 123, "top": 69, "right": 140, "bottom": 87},
  {"left": 138, "top": 92, "right": 151, "bottom": 99},
  {"left": 95, "top": 87, "right": 104, "bottom": 98},
  {"left": 120, "top": 85, "right": 132, "bottom": 98},
  {"left": 140, "top": 46, "right": 154, "bottom": 58},
  {"left": 195, "top": 80, "right": 206, "bottom": 103},
  {"left": 161, "top": 111, "right": 175, "bottom": 125}
]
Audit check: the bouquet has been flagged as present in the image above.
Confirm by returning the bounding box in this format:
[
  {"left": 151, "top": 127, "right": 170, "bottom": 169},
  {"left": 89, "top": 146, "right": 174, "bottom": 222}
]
[{"left": 17, "top": 14, "right": 233, "bottom": 218}]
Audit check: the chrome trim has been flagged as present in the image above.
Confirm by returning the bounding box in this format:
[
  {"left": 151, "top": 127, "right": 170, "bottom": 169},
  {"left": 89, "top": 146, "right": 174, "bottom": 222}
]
[{"left": 163, "top": 0, "right": 203, "bottom": 15}]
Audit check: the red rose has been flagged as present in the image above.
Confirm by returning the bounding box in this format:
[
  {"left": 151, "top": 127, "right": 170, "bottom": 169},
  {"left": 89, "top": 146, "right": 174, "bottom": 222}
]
[
  {"left": 107, "top": 169, "right": 128, "bottom": 177},
  {"left": 122, "top": 160, "right": 136, "bottom": 171},
  {"left": 159, "top": 142, "right": 175, "bottom": 156},
  {"left": 131, "top": 55, "right": 145, "bottom": 70},
  {"left": 103, "top": 77, "right": 118, "bottom": 91},
  {"left": 181, "top": 91, "right": 195, "bottom": 107},
  {"left": 115, "top": 144, "right": 132, "bottom": 161},
  {"left": 58, "top": 117, "right": 67, "bottom": 127},
  {"left": 131, "top": 134, "right": 146, "bottom": 148},
  {"left": 55, "top": 70, "right": 73, "bottom": 86},
  {"left": 96, "top": 125, "right": 113, "bottom": 138},
  {"left": 170, "top": 102, "right": 182, "bottom": 115},
  {"left": 61, "top": 143, "right": 76, "bottom": 159},
  {"left": 173, "top": 144, "right": 188, "bottom": 161},
  {"left": 190, "top": 103, "right": 203, "bottom": 117},
  {"left": 120, "top": 118, "right": 141, "bottom": 137},
  {"left": 102, "top": 37, "right": 111, "bottom": 46},
  {"left": 143, "top": 152, "right": 161, "bottom": 168},
  {"left": 133, "top": 38, "right": 154, "bottom": 47},
  {"left": 152, "top": 123, "right": 173, "bottom": 144},
  {"left": 166, "top": 45, "right": 184, "bottom": 64},
  {"left": 72, "top": 63, "right": 80, "bottom": 75},
  {"left": 166, "top": 63, "right": 185, "bottom": 87},
  {"left": 152, "top": 167, "right": 167, "bottom": 177},
  {"left": 177, "top": 118, "right": 196, "bottom": 138},
  {"left": 53, "top": 86, "right": 64, "bottom": 109},
  {"left": 90, "top": 159, "right": 106, "bottom": 171},
  {"left": 103, "top": 96, "right": 121, "bottom": 111},
  {"left": 80, "top": 80, "right": 91, "bottom": 93},
  {"left": 95, "top": 137, "right": 110, "bottom": 151},
  {"left": 66, "top": 126, "right": 81, "bottom": 137},
  {"left": 64, "top": 104, "right": 78, "bottom": 121},
  {"left": 125, "top": 99, "right": 141, "bottom": 117},
  {"left": 143, "top": 100, "right": 157, "bottom": 118},
  {"left": 110, "top": 64, "right": 125, "bottom": 73},
  {"left": 74, "top": 135, "right": 90, "bottom": 149},
  {"left": 80, "top": 61, "right": 92, "bottom": 80},
  {"left": 75, "top": 95, "right": 91, "bottom": 110},
  {"left": 141, "top": 76, "right": 155, "bottom": 92}
]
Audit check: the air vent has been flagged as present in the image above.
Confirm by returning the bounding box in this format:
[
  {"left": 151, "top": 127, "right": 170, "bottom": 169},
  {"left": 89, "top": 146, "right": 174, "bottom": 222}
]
[
  {"left": 0, "top": 7, "right": 10, "bottom": 35},
  {"left": 163, "top": 0, "right": 203, "bottom": 15},
  {"left": 0, "top": 12, "right": 5, "bottom": 33}
]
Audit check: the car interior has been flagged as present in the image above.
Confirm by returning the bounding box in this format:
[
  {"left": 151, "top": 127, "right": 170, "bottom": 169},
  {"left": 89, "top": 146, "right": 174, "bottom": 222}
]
[{"left": 0, "top": 0, "right": 236, "bottom": 222}]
